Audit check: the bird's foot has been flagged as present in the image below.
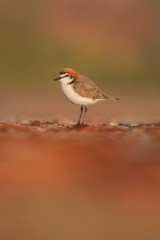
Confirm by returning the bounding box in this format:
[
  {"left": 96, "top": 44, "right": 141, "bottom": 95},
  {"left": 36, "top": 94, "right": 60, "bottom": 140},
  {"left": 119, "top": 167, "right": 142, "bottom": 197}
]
[
  {"left": 81, "top": 121, "right": 87, "bottom": 126},
  {"left": 75, "top": 121, "right": 86, "bottom": 127},
  {"left": 77, "top": 121, "right": 81, "bottom": 126}
]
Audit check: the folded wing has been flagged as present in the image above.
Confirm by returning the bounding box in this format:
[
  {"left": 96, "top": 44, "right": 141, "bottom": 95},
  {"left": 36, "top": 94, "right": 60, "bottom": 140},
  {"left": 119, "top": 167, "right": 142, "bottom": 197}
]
[{"left": 73, "top": 75, "right": 119, "bottom": 100}]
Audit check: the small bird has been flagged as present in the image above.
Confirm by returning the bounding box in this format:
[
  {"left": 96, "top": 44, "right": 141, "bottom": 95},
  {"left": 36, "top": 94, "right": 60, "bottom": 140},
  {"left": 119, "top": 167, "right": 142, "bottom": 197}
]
[{"left": 54, "top": 68, "right": 119, "bottom": 125}]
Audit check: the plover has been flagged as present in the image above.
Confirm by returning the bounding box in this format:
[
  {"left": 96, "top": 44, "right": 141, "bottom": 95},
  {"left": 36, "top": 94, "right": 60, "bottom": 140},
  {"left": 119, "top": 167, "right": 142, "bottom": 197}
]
[{"left": 54, "top": 68, "right": 119, "bottom": 125}]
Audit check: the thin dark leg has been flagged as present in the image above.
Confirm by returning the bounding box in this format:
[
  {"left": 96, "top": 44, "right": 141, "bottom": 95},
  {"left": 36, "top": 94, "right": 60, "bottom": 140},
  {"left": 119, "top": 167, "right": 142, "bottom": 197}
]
[
  {"left": 77, "top": 106, "right": 83, "bottom": 125},
  {"left": 82, "top": 106, "right": 88, "bottom": 125}
]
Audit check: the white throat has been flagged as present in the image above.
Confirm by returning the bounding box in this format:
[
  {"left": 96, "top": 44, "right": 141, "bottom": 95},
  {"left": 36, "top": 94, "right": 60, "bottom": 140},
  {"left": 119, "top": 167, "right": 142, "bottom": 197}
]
[{"left": 59, "top": 74, "right": 73, "bottom": 84}]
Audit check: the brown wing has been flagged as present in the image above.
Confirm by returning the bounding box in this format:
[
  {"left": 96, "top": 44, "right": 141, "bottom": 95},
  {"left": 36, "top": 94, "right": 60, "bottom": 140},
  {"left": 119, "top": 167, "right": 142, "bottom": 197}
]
[{"left": 72, "top": 75, "right": 116, "bottom": 100}]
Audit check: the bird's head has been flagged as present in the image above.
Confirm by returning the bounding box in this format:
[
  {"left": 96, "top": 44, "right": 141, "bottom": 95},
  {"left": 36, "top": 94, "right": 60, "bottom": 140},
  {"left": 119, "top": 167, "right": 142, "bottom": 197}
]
[{"left": 54, "top": 68, "right": 79, "bottom": 84}]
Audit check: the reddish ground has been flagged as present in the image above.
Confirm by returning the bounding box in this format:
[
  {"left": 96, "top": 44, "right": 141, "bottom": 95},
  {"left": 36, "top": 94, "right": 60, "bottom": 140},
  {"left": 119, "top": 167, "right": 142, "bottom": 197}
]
[
  {"left": 0, "top": 91, "right": 160, "bottom": 240},
  {"left": 0, "top": 120, "right": 160, "bottom": 240}
]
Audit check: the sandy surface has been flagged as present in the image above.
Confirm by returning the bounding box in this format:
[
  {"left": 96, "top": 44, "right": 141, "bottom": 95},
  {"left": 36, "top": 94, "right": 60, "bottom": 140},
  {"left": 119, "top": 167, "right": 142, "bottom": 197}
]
[
  {"left": 1, "top": 92, "right": 160, "bottom": 122},
  {"left": 0, "top": 92, "right": 160, "bottom": 240},
  {"left": 0, "top": 119, "right": 160, "bottom": 240}
]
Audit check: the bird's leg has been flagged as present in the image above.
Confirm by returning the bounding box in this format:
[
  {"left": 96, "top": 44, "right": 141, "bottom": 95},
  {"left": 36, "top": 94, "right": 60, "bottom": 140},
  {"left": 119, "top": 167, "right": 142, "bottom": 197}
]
[
  {"left": 77, "top": 106, "right": 83, "bottom": 125},
  {"left": 82, "top": 106, "right": 88, "bottom": 125}
]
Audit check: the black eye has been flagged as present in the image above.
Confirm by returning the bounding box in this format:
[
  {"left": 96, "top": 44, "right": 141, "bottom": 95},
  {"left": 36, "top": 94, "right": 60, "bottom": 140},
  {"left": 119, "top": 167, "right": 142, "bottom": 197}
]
[
  {"left": 66, "top": 74, "right": 70, "bottom": 77},
  {"left": 60, "top": 72, "right": 63, "bottom": 74}
]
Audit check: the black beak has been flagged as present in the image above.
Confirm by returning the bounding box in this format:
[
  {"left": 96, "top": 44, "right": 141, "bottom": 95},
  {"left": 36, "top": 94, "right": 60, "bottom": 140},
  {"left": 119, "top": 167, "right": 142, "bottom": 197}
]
[{"left": 54, "top": 77, "right": 61, "bottom": 81}]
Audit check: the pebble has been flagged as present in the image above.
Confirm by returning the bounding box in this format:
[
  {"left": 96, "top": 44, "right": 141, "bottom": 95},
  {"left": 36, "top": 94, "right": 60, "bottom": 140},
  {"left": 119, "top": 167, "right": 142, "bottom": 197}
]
[{"left": 31, "top": 120, "right": 41, "bottom": 127}]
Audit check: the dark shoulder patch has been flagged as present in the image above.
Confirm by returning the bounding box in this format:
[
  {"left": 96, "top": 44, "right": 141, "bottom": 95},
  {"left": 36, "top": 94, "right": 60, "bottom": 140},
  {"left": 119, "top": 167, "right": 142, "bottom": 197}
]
[{"left": 67, "top": 79, "right": 75, "bottom": 85}]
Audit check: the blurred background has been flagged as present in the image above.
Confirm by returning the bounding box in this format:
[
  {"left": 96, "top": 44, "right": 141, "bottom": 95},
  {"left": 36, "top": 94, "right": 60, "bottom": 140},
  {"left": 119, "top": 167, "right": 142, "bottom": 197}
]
[
  {"left": 0, "top": 0, "right": 160, "bottom": 122},
  {"left": 0, "top": 1, "right": 160, "bottom": 240}
]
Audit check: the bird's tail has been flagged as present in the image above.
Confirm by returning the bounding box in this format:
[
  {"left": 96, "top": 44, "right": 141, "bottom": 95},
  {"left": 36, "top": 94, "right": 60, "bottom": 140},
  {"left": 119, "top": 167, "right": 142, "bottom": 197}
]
[{"left": 103, "top": 94, "right": 119, "bottom": 100}]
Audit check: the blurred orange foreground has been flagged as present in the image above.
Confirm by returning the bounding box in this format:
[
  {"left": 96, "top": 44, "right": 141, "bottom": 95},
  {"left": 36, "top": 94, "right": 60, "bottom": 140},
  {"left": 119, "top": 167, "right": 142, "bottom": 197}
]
[{"left": 0, "top": 122, "right": 160, "bottom": 240}]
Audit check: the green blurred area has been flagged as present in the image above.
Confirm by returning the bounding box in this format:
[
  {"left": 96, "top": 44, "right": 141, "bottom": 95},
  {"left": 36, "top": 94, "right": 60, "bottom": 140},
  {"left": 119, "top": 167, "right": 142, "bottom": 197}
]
[{"left": 0, "top": 0, "right": 159, "bottom": 93}]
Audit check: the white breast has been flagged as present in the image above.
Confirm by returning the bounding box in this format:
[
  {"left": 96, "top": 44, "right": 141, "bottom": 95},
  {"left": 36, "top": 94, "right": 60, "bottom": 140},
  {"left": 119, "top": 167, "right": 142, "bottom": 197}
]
[{"left": 60, "top": 82, "right": 101, "bottom": 106}]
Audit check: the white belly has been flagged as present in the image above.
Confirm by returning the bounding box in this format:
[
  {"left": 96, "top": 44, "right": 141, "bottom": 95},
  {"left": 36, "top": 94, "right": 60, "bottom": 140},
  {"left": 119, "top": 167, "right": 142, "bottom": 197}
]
[{"left": 60, "top": 83, "right": 101, "bottom": 106}]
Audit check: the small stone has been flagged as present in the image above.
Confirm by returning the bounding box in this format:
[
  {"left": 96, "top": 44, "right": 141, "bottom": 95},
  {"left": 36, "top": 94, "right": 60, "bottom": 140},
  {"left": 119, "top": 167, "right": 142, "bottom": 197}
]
[
  {"left": 110, "top": 122, "right": 118, "bottom": 127},
  {"left": 31, "top": 120, "right": 41, "bottom": 127}
]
